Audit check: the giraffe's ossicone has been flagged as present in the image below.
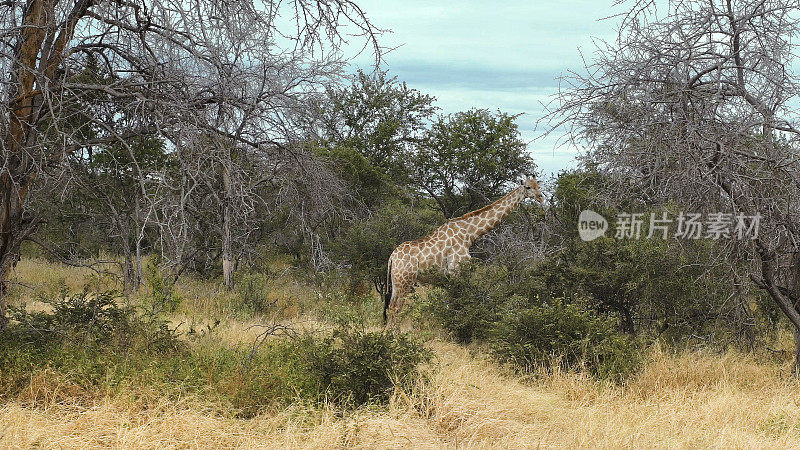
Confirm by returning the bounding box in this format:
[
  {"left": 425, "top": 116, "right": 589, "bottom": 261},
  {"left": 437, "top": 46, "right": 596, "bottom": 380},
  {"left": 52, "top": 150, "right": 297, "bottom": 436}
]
[{"left": 384, "top": 176, "right": 545, "bottom": 327}]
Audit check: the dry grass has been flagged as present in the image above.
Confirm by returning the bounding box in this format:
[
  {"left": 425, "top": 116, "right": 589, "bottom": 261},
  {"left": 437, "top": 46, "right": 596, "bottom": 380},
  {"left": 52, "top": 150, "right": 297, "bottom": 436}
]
[
  {"left": 4, "top": 259, "right": 800, "bottom": 448},
  {"left": 6, "top": 258, "right": 122, "bottom": 312},
  {"left": 9, "top": 258, "right": 119, "bottom": 293},
  {"left": 3, "top": 342, "right": 800, "bottom": 448}
]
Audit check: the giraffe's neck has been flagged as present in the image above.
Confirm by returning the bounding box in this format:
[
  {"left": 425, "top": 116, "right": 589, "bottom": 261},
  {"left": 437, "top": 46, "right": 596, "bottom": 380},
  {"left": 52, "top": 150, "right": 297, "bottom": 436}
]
[{"left": 458, "top": 187, "right": 525, "bottom": 243}]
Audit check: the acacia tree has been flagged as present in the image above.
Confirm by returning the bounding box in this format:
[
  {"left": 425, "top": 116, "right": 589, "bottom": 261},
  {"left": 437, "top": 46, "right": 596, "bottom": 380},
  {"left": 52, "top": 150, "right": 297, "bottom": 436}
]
[
  {"left": 414, "top": 109, "right": 534, "bottom": 218},
  {"left": 316, "top": 69, "right": 437, "bottom": 214},
  {"left": 321, "top": 70, "right": 437, "bottom": 184},
  {"left": 0, "top": 0, "right": 380, "bottom": 328},
  {"left": 550, "top": 0, "right": 800, "bottom": 368}
]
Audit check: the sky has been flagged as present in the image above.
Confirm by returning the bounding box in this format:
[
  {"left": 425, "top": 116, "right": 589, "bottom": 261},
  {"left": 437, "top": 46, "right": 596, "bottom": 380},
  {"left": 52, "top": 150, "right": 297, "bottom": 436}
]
[{"left": 349, "top": 1, "right": 623, "bottom": 178}]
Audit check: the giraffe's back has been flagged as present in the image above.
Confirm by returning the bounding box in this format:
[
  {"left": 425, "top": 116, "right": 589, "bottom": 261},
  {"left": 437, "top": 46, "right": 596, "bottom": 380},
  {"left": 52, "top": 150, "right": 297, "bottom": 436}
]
[
  {"left": 390, "top": 239, "right": 437, "bottom": 274},
  {"left": 391, "top": 221, "right": 470, "bottom": 272}
]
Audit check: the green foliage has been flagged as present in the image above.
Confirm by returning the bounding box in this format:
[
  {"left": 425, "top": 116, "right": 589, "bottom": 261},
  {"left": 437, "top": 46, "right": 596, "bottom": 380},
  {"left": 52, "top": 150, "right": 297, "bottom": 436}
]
[
  {"left": 1, "top": 286, "right": 430, "bottom": 414},
  {"left": 413, "top": 108, "right": 534, "bottom": 217},
  {"left": 233, "top": 272, "right": 275, "bottom": 317},
  {"left": 314, "top": 291, "right": 382, "bottom": 329},
  {"left": 90, "top": 136, "right": 171, "bottom": 179},
  {"left": 539, "top": 169, "right": 744, "bottom": 343},
  {"left": 528, "top": 235, "right": 738, "bottom": 342},
  {"left": 317, "top": 145, "right": 393, "bottom": 208},
  {"left": 34, "top": 96, "right": 171, "bottom": 262},
  {"left": 550, "top": 168, "right": 612, "bottom": 238},
  {"left": 531, "top": 237, "right": 686, "bottom": 335},
  {"left": 330, "top": 201, "right": 438, "bottom": 296},
  {"left": 9, "top": 288, "right": 180, "bottom": 353},
  {"left": 276, "top": 327, "right": 432, "bottom": 406},
  {"left": 489, "top": 301, "right": 642, "bottom": 381},
  {"left": 323, "top": 69, "right": 437, "bottom": 185},
  {"left": 426, "top": 261, "right": 642, "bottom": 381},
  {"left": 0, "top": 288, "right": 183, "bottom": 403},
  {"left": 142, "top": 257, "right": 182, "bottom": 315},
  {"left": 425, "top": 262, "right": 520, "bottom": 344}
]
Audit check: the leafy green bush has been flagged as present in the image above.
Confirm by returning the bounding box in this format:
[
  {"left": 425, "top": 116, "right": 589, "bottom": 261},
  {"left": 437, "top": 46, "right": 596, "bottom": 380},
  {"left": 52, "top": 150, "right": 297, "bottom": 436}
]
[
  {"left": 329, "top": 201, "right": 438, "bottom": 298},
  {"left": 234, "top": 272, "right": 275, "bottom": 317},
  {"left": 317, "top": 145, "right": 392, "bottom": 208},
  {"left": 425, "top": 262, "right": 520, "bottom": 344},
  {"left": 277, "top": 327, "right": 432, "bottom": 405},
  {"left": 9, "top": 288, "right": 180, "bottom": 352},
  {"left": 314, "top": 291, "right": 382, "bottom": 328},
  {"left": 544, "top": 169, "right": 750, "bottom": 345},
  {"left": 0, "top": 288, "right": 183, "bottom": 404},
  {"left": 142, "top": 256, "right": 182, "bottom": 314},
  {"left": 426, "top": 261, "right": 641, "bottom": 381},
  {"left": 489, "top": 301, "right": 642, "bottom": 381},
  {"left": 1, "top": 289, "right": 430, "bottom": 413}
]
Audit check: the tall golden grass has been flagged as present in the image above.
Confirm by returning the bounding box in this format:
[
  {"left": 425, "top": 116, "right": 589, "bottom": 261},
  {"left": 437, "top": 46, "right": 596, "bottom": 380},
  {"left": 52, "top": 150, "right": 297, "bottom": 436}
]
[
  {"left": 3, "top": 342, "right": 800, "bottom": 448},
  {"left": 4, "top": 259, "right": 800, "bottom": 448}
]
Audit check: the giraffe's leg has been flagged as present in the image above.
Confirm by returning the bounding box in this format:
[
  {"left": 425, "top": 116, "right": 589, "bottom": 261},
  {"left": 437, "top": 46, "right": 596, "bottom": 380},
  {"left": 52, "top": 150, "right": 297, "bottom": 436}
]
[{"left": 386, "top": 275, "right": 414, "bottom": 328}]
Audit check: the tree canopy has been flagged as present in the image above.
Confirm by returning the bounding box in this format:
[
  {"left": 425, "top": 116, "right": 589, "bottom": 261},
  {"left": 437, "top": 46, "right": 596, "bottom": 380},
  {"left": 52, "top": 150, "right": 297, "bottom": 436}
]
[{"left": 413, "top": 109, "right": 534, "bottom": 218}]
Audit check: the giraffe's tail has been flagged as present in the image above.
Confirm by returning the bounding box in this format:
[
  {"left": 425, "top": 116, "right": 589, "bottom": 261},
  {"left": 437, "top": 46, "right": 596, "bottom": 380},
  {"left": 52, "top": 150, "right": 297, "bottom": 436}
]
[{"left": 383, "top": 256, "right": 393, "bottom": 324}]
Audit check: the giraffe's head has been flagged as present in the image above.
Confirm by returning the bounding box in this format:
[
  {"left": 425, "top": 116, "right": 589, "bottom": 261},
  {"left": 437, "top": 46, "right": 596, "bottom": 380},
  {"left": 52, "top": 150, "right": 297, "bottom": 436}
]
[{"left": 521, "top": 175, "right": 544, "bottom": 204}]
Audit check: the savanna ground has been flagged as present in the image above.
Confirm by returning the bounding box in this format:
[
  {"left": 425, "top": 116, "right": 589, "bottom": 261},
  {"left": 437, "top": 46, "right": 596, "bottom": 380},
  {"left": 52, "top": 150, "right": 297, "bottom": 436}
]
[{"left": 3, "top": 258, "right": 800, "bottom": 449}]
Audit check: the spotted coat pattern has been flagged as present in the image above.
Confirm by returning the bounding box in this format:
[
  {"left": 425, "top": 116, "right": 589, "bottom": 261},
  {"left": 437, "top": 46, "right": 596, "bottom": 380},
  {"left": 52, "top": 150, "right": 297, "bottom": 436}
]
[{"left": 385, "top": 177, "right": 544, "bottom": 326}]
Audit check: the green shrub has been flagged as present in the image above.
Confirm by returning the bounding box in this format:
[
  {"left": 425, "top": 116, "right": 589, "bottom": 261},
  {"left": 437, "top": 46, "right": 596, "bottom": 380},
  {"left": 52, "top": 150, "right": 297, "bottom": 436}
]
[
  {"left": 0, "top": 288, "right": 184, "bottom": 403},
  {"left": 9, "top": 288, "right": 180, "bottom": 352},
  {"left": 314, "top": 291, "right": 382, "bottom": 328},
  {"left": 545, "top": 170, "right": 751, "bottom": 344},
  {"left": 425, "top": 262, "right": 520, "bottom": 344},
  {"left": 489, "top": 300, "right": 642, "bottom": 381},
  {"left": 142, "top": 257, "right": 182, "bottom": 314},
  {"left": 1, "top": 289, "right": 430, "bottom": 413},
  {"left": 276, "top": 327, "right": 432, "bottom": 406},
  {"left": 328, "top": 201, "right": 438, "bottom": 299},
  {"left": 425, "top": 261, "right": 642, "bottom": 381},
  {"left": 234, "top": 272, "right": 275, "bottom": 317}
]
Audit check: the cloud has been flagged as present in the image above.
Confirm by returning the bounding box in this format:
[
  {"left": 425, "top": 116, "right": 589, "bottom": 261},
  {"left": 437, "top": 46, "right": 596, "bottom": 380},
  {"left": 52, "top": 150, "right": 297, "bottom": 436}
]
[
  {"left": 389, "top": 62, "right": 561, "bottom": 91},
  {"left": 348, "top": 1, "right": 624, "bottom": 175},
  {"left": 358, "top": 0, "right": 619, "bottom": 71}
]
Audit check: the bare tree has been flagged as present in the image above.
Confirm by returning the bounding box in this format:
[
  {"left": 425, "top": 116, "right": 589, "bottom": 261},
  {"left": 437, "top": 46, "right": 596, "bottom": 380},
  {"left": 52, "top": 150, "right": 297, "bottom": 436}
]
[
  {"left": 171, "top": 135, "right": 263, "bottom": 291},
  {"left": 548, "top": 0, "right": 800, "bottom": 369},
  {"left": 0, "top": 0, "right": 381, "bottom": 328},
  {"left": 152, "top": 137, "right": 354, "bottom": 289},
  {"left": 263, "top": 143, "right": 356, "bottom": 272},
  {"left": 70, "top": 136, "right": 165, "bottom": 292}
]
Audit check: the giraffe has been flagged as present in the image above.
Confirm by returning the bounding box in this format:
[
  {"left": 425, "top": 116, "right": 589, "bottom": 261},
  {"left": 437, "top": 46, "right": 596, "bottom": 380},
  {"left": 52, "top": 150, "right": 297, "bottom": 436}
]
[{"left": 383, "top": 176, "right": 545, "bottom": 326}]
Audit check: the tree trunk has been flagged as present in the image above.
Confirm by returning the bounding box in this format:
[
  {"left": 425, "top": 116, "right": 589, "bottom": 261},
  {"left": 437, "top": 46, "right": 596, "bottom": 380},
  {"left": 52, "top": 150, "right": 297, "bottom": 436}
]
[
  {"left": 122, "top": 214, "right": 142, "bottom": 294},
  {"left": 0, "top": 212, "right": 16, "bottom": 331},
  {"left": 0, "top": 0, "right": 48, "bottom": 330},
  {"left": 123, "top": 248, "right": 136, "bottom": 294},
  {"left": 794, "top": 328, "right": 800, "bottom": 377},
  {"left": 791, "top": 252, "right": 800, "bottom": 375},
  {"left": 619, "top": 304, "right": 636, "bottom": 335},
  {"left": 758, "top": 245, "right": 800, "bottom": 374},
  {"left": 0, "top": 261, "right": 12, "bottom": 331},
  {"left": 0, "top": 176, "right": 34, "bottom": 330},
  {"left": 607, "top": 297, "right": 636, "bottom": 334},
  {"left": 133, "top": 196, "right": 144, "bottom": 291},
  {"left": 222, "top": 166, "right": 234, "bottom": 291},
  {"left": 135, "top": 239, "right": 143, "bottom": 291}
]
